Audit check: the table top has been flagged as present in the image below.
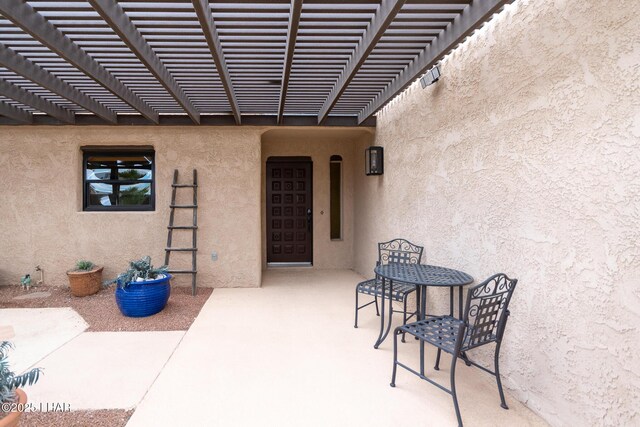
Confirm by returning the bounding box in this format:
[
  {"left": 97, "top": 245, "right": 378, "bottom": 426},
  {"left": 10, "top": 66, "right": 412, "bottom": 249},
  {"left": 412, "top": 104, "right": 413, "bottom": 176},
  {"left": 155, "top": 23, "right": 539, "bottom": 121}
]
[{"left": 374, "top": 263, "right": 473, "bottom": 287}]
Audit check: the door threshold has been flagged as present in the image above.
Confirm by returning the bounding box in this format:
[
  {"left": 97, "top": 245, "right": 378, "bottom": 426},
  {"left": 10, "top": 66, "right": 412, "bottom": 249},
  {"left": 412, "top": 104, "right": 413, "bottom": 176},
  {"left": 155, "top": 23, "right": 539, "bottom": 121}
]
[{"left": 267, "top": 262, "right": 313, "bottom": 268}]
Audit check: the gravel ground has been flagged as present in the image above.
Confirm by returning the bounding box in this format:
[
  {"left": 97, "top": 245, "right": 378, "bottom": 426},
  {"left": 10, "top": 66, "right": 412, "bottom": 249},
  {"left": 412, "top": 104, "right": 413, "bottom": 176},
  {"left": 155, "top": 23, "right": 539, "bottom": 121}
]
[
  {"left": 19, "top": 409, "right": 133, "bottom": 427},
  {"left": 0, "top": 285, "right": 212, "bottom": 331}
]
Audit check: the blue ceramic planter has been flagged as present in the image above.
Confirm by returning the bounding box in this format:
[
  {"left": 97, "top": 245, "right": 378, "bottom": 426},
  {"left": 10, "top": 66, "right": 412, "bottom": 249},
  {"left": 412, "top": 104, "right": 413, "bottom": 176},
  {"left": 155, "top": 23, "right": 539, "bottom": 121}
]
[{"left": 115, "top": 274, "right": 171, "bottom": 317}]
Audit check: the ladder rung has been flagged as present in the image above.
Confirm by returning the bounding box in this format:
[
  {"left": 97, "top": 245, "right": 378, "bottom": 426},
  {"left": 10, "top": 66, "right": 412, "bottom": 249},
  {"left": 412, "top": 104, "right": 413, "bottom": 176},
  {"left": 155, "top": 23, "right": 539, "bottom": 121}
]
[
  {"left": 170, "top": 205, "right": 197, "bottom": 209},
  {"left": 168, "top": 270, "right": 197, "bottom": 274},
  {"left": 167, "top": 226, "right": 198, "bottom": 229},
  {"left": 165, "top": 248, "right": 198, "bottom": 252},
  {"left": 172, "top": 184, "right": 197, "bottom": 188}
]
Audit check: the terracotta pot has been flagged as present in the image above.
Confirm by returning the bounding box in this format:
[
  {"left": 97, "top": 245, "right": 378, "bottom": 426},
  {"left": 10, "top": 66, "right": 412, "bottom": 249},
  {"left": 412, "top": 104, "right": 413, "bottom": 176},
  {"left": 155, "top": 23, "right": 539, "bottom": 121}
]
[
  {"left": 0, "top": 388, "right": 27, "bottom": 427},
  {"left": 67, "top": 266, "right": 103, "bottom": 297}
]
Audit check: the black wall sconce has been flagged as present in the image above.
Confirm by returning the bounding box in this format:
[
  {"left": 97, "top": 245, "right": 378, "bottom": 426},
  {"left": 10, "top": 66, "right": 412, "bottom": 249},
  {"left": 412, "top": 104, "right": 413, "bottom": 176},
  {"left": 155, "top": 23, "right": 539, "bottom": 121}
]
[
  {"left": 365, "top": 146, "right": 383, "bottom": 175},
  {"left": 420, "top": 64, "right": 441, "bottom": 88}
]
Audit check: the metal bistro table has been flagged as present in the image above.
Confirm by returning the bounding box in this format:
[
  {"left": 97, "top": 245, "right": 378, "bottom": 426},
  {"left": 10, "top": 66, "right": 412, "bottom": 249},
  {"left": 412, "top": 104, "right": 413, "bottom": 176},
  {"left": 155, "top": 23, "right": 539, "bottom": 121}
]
[{"left": 373, "top": 264, "right": 474, "bottom": 350}]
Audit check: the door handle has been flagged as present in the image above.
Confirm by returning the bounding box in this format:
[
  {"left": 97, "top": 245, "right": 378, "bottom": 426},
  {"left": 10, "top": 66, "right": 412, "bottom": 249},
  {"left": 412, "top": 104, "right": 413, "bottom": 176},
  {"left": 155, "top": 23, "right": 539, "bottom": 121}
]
[{"left": 307, "top": 208, "right": 312, "bottom": 232}]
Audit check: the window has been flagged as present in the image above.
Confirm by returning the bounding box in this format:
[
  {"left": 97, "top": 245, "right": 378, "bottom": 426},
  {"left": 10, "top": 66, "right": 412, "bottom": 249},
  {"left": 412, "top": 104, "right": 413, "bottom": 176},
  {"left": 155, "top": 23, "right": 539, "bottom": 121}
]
[
  {"left": 82, "top": 148, "right": 155, "bottom": 211},
  {"left": 330, "top": 155, "right": 342, "bottom": 240}
]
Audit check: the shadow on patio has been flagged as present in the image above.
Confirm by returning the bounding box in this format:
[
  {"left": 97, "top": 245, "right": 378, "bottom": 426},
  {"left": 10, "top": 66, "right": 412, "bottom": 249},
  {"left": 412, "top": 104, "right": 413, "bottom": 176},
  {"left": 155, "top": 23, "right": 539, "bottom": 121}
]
[{"left": 127, "top": 269, "right": 546, "bottom": 427}]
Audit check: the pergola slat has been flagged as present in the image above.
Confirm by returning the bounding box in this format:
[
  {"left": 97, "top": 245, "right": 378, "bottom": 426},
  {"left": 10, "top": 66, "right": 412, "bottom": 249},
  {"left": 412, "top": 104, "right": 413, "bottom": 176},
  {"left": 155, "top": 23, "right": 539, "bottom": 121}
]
[
  {"left": 317, "top": 0, "right": 407, "bottom": 123},
  {"left": 358, "top": 0, "right": 511, "bottom": 123},
  {"left": 192, "top": 0, "right": 242, "bottom": 124},
  {"left": 0, "top": 100, "right": 32, "bottom": 123},
  {"left": 0, "top": 43, "right": 117, "bottom": 123},
  {"left": 88, "top": 0, "right": 200, "bottom": 123},
  {"left": 0, "top": 0, "right": 159, "bottom": 123},
  {"left": 0, "top": 0, "right": 509, "bottom": 125},
  {"left": 0, "top": 77, "right": 75, "bottom": 123},
  {"left": 277, "top": 0, "right": 303, "bottom": 124}
]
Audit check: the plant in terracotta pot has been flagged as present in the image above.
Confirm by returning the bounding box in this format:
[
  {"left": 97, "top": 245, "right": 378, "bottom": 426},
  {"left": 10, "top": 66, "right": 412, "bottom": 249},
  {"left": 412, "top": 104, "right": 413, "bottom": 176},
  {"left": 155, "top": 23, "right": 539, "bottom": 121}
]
[
  {"left": 0, "top": 342, "right": 42, "bottom": 427},
  {"left": 112, "top": 256, "right": 171, "bottom": 318},
  {"left": 67, "top": 260, "right": 103, "bottom": 297}
]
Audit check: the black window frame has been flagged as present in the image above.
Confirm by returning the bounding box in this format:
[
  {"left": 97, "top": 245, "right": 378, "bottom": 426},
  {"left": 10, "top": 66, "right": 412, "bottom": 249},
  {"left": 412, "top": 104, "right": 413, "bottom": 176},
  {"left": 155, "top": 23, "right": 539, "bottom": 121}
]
[
  {"left": 82, "top": 148, "right": 156, "bottom": 212},
  {"left": 330, "top": 155, "right": 343, "bottom": 240}
]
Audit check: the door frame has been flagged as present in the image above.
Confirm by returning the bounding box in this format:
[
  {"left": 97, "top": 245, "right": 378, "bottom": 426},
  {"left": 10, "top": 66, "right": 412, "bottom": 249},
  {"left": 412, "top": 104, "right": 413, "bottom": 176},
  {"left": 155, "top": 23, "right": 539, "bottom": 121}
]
[{"left": 265, "top": 156, "right": 313, "bottom": 266}]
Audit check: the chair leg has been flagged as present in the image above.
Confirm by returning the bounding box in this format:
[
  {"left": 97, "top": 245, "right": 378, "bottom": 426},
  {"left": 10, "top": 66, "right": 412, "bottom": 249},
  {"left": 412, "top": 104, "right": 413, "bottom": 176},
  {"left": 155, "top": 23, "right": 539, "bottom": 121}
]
[
  {"left": 450, "top": 352, "right": 463, "bottom": 427},
  {"left": 354, "top": 288, "right": 359, "bottom": 328},
  {"left": 390, "top": 330, "right": 399, "bottom": 387},
  {"left": 495, "top": 341, "right": 509, "bottom": 410},
  {"left": 415, "top": 287, "right": 422, "bottom": 340},
  {"left": 434, "top": 348, "right": 442, "bottom": 370},
  {"left": 374, "top": 294, "right": 380, "bottom": 316},
  {"left": 402, "top": 298, "right": 408, "bottom": 343}
]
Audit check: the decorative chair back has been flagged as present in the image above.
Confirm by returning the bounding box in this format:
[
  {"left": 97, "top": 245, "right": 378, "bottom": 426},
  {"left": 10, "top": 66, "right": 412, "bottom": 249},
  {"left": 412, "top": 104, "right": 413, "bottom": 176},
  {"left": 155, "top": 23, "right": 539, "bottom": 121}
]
[
  {"left": 377, "top": 239, "right": 424, "bottom": 266},
  {"left": 461, "top": 273, "right": 518, "bottom": 350}
]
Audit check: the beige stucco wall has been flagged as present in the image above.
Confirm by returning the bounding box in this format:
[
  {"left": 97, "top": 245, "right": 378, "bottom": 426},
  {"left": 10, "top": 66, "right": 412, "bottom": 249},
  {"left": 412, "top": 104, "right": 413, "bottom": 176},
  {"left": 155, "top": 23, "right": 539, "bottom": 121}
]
[
  {"left": 0, "top": 126, "right": 264, "bottom": 289},
  {"left": 261, "top": 128, "right": 373, "bottom": 269},
  {"left": 0, "top": 125, "right": 374, "bottom": 289},
  {"left": 353, "top": 0, "right": 639, "bottom": 426}
]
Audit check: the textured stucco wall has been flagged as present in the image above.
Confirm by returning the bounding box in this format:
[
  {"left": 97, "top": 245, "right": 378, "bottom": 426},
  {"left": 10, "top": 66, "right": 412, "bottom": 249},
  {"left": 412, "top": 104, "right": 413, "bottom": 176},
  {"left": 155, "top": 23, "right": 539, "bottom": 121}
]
[
  {"left": 261, "top": 128, "right": 373, "bottom": 269},
  {"left": 0, "top": 126, "right": 264, "bottom": 288},
  {"left": 353, "top": 0, "right": 639, "bottom": 426}
]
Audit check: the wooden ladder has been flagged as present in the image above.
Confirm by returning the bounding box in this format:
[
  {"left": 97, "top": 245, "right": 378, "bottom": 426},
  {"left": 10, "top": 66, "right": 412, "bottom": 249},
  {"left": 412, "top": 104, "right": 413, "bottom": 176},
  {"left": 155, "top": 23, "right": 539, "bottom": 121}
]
[{"left": 165, "top": 169, "right": 198, "bottom": 296}]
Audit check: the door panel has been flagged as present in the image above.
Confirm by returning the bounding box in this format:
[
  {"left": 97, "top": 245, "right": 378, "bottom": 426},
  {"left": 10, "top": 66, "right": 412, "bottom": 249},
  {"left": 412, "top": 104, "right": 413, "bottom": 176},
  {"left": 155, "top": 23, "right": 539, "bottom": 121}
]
[{"left": 266, "top": 160, "right": 312, "bottom": 263}]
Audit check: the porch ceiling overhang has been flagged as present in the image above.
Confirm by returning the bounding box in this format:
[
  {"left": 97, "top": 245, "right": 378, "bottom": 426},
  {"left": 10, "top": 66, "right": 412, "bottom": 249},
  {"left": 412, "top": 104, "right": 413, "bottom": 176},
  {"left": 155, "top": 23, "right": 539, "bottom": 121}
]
[{"left": 0, "top": 0, "right": 512, "bottom": 127}]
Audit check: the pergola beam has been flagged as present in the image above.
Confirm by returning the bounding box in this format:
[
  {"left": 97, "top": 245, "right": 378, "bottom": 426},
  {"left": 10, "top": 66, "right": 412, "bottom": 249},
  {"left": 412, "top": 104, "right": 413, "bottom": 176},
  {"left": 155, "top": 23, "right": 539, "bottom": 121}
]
[
  {"left": 0, "top": 0, "right": 159, "bottom": 123},
  {"left": 0, "top": 114, "right": 377, "bottom": 127},
  {"left": 0, "top": 100, "right": 32, "bottom": 124},
  {"left": 0, "top": 78, "right": 74, "bottom": 124},
  {"left": 277, "top": 0, "right": 303, "bottom": 124},
  {"left": 317, "top": 0, "right": 407, "bottom": 124},
  {"left": 192, "top": 0, "right": 242, "bottom": 124},
  {"left": 358, "top": 0, "right": 511, "bottom": 123},
  {"left": 88, "top": 0, "right": 200, "bottom": 124},
  {"left": 0, "top": 43, "right": 117, "bottom": 123}
]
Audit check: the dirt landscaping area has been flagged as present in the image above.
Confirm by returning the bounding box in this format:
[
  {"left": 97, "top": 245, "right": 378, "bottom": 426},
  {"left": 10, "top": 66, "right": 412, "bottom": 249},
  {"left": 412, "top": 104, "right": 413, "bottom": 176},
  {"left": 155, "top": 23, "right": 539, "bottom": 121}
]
[
  {"left": 0, "top": 285, "right": 212, "bottom": 332},
  {"left": 19, "top": 409, "right": 134, "bottom": 427}
]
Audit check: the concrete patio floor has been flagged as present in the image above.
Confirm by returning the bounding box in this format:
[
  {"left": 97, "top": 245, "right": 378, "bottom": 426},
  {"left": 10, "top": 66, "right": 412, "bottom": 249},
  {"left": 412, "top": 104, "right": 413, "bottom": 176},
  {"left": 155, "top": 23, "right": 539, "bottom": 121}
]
[
  {"left": 0, "top": 308, "right": 184, "bottom": 412},
  {"left": 128, "top": 269, "right": 547, "bottom": 427},
  {"left": 28, "top": 331, "right": 185, "bottom": 409},
  {"left": 2, "top": 307, "right": 87, "bottom": 373}
]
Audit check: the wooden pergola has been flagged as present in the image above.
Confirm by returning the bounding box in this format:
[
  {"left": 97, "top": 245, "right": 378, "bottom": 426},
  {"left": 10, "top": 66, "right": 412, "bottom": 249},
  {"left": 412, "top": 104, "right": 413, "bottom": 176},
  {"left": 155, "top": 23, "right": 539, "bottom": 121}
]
[{"left": 0, "top": 0, "right": 510, "bottom": 126}]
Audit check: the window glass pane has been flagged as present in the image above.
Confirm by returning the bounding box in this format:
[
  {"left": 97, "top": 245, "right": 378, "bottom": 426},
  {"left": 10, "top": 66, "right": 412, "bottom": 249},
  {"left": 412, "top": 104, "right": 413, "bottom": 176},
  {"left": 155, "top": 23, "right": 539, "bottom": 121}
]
[
  {"left": 87, "top": 183, "right": 151, "bottom": 208},
  {"left": 119, "top": 183, "right": 152, "bottom": 206},
  {"left": 85, "top": 155, "right": 153, "bottom": 181},
  {"left": 330, "top": 161, "right": 342, "bottom": 240},
  {"left": 88, "top": 183, "right": 115, "bottom": 207}
]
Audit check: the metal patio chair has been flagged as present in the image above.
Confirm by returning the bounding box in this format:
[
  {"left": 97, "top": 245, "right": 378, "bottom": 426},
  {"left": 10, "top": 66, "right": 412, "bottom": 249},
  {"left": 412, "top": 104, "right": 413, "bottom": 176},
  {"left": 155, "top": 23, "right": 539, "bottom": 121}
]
[
  {"left": 390, "top": 273, "right": 518, "bottom": 427},
  {"left": 354, "top": 238, "right": 424, "bottom": 340}
]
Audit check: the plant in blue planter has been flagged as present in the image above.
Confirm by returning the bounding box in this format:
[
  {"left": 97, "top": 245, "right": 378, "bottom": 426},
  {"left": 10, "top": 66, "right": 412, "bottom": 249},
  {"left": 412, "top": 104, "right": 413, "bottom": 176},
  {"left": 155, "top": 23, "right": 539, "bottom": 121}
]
[{"left": 112, "top": 256, "right": 171, "bottom": 318}]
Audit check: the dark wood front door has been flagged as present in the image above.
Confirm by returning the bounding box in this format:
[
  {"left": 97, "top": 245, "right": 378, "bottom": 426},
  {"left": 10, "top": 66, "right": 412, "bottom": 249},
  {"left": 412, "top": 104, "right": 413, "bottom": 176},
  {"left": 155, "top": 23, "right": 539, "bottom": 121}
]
[{"left": 266, "top": 159, "right": 313, "bottom": 264}]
